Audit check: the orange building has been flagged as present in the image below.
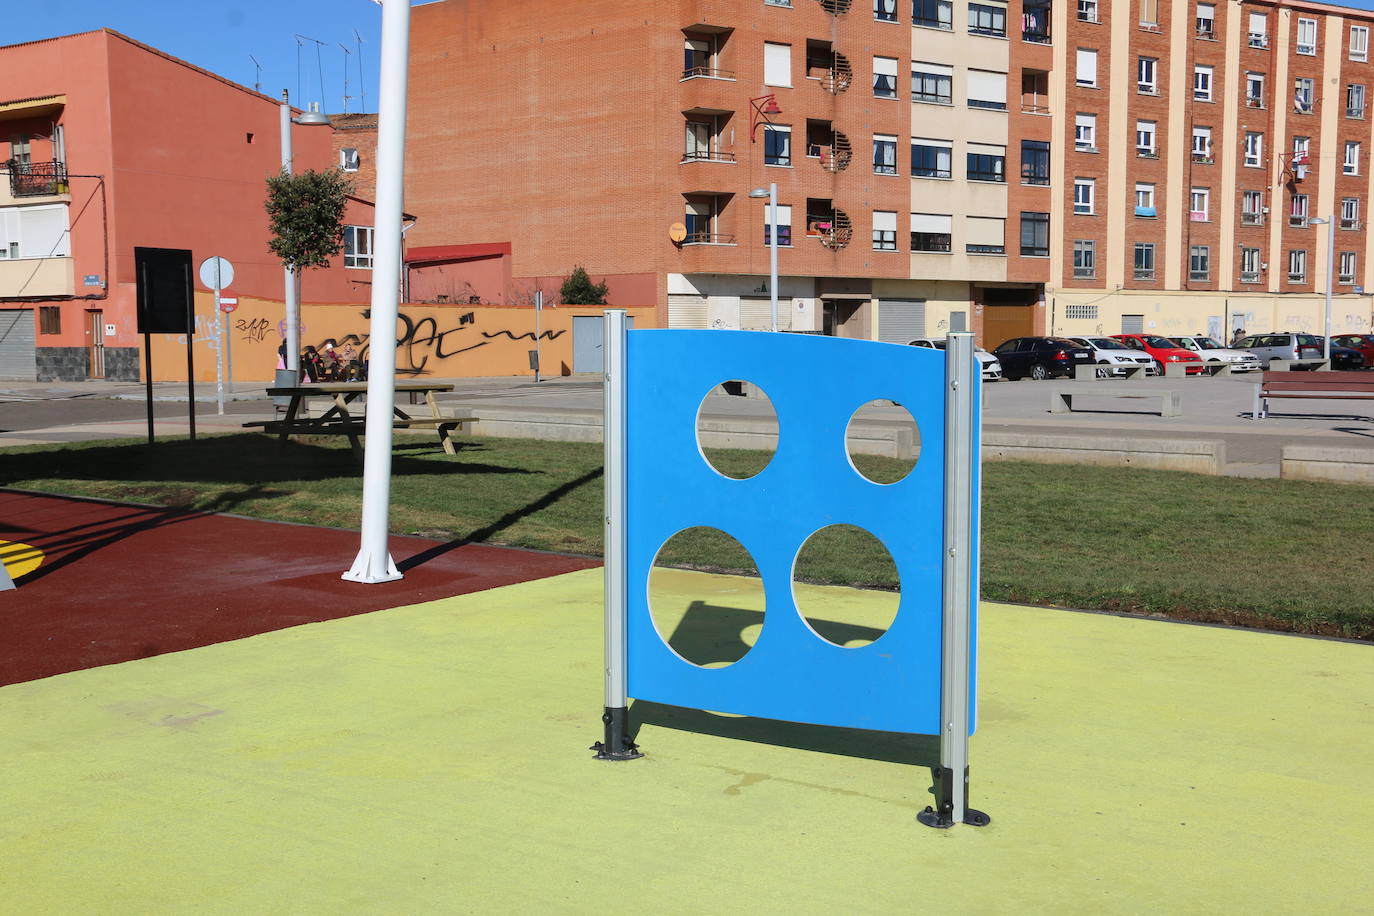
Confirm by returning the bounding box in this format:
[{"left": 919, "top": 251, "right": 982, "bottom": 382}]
[{"left": 0, "top": 29, "right": 376, "bottom": 381}]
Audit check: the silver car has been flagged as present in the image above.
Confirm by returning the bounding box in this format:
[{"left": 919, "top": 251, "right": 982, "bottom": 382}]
[
  {"left": 1233, "top": 332, "right": 1324, "bottom": 368},
  {"left": 1171, "top": 335, "right": 1262, "bottom": 373},
  {"left": 1067, "top": 336, "right": 1155, "bottom": 377},
  {"left": 907, "top": 338, "right": 1002, "bottom": 380}
]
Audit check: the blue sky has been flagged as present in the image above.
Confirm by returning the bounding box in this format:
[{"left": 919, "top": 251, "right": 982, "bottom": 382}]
[{"left": 4, "top": 0, "right": 411, "bottom": 114}]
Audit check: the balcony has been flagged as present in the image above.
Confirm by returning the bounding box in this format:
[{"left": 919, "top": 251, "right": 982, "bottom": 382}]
[
  {"left": 681, "top": 231, "right": 736, "bottom": 245},
  {"left": 806, "top": 42, "right": 853, "bottom": 94},
  {"left": 1241, "top": 212, "right": 1264, "bottom": 226},
  {"left": 806, "top": 200, "right": 852, "bottom": 251},
  {"left": 6, "top": 160, "right": 69, "bottom": 198},
  {"left": 681, "top": 149, "right": 735, "bottom": 164}
]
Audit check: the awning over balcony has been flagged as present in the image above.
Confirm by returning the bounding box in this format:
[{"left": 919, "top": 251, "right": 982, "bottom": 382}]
[{"left": 0, "top": 94, "right": 66, "bottom": 123}]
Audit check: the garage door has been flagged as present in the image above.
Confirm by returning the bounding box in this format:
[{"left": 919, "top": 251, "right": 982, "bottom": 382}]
[
  {"left": 878, "top": 299, "right": 925, "bottom": 344},
  {"left": 668, "top": 294, "right": 708, "bottom": 329},
  {"left": 739, "top": 297, "right": 791, "bottom": 332},
  {"left": 0, "top": 309, "right": 36, "bottom": 380}
]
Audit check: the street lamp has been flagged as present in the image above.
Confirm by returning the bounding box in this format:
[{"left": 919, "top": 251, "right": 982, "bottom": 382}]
[
  {"left": 1309, "top": 214, "right": 1336, "bottom": 361},
  {"left": 749, "top": 183, "right": 779, "bottom": 332},
  {"left": 278, "top": 90, "right": 331, "bottom": 376}
]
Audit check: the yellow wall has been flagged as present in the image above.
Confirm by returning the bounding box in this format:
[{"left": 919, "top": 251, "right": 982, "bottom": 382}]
[
  {"left": 1048, "top": 289, "right": 1374, "bottom": 340},
  {"left": 148, "top": 292, "right": 657, "bottom": 382}
]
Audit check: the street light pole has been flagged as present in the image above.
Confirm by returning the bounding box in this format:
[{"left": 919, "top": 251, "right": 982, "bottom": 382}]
[
  {"left": 279, "top": 91, "right": 299, "bottom": 375},
  {"left": 1311, "top": 214, "right": 1336, "bottom": 360},
  {"left": 749, "top": 183, "right": 779, "bottom": 331}
]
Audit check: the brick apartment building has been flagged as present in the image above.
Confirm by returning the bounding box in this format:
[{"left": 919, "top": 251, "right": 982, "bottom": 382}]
[
  {"left": 0, "top": 30, "right": 376, "bottom": 381},
  {"left": 405, "top": 0, "right": 1049, "bottom": 345}
]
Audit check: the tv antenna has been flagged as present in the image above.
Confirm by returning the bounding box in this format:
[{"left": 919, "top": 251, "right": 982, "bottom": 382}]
[
  {"left": 249, "top": 54, "right": 262, "bottom": 93},
  {"left": 339, "top": 43, "right": 353, "bottom": 114},
  {"left": 294, "top": 33, "right": 328, "bottom": 110},
  {"left": 354, "top": 28, "right": 367, "bottom": 112}
]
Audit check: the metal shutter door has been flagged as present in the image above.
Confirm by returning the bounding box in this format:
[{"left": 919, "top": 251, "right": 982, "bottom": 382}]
[
  {"left": 667, "top": 294, "right": 708, "bottom": 329},
  {"left": 878, "top": 299, "right": 925, "bottom": 343},
  {"left": 739, "top": 297, "right": 791, "bottom": 331},
  {"left": 0, "top": 309, "right": 36, "bottom": 380},
  {"left": 1120, "top": 314, "right": 1145, "bottom": 334}
]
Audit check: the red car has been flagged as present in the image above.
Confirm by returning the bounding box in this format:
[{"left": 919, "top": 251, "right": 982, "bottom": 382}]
[
  {"left": 1110, "top": 334, "right": 1207, "bottom": 375},
  {"left": 1331, "top": 334, "right": 1374, "bottom": 367}
]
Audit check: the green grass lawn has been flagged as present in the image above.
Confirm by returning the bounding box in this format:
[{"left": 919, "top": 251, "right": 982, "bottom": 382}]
[{"left": 3, "top": 433, "right": 1372, "bottom": 639}]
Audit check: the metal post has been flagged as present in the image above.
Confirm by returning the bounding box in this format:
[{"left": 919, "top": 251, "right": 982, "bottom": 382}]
[
  {"left": 184, "top": 260, "right": 196, "bottom": 443},
  {"left": 768, "top": 182, "right": 779, "bottom": 333},
  {"left": 0, "top": 553, "right": 14, "bottom": 591},
  {"left": 213, "top": 279, "right": 225, "bottom": 416},
  {"left": 344, "top": 0, "right": 411, "bottom": 584},
  {"left": 593, "top": 309, "right": 640, "bottom": 760},
  {"left": 534, "top": 289, "right": 543, "bottom": 383},
  {"left": 280, "top": 92, "right": 300, "bottom": 376},
  {"left": 1324, "top": 212, "right": 1334, "bottom": 361},
  {"left": 919, "top": 332, "right": 988, "bottom": 828},
  {"left": 143, "top": 329, "right": 155, "bottom": 446}
]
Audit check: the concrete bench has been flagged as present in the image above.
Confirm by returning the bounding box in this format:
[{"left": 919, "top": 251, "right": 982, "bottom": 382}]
[
  {"left": 1049, "top": 385, "right": 1182, "bottom": 417},
  {"left": 1267, "top": 358, "right": 1330, "bottom": 372},
  {"left": 1072, "top": 364, "right": 1150, "bottom": 381}
]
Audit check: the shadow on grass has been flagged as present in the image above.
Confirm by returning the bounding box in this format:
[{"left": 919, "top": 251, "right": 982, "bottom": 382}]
[{"left": 629, "top": 600, "right": 937, "bottom": 767}]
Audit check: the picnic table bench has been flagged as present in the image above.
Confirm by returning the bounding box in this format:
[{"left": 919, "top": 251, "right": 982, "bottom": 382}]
[
  {"left": 1252, "top": 371, "right": 1374, "bottom": 419},
  {"left": 243, "top": 381, "right": 477, "bottom": 457}
]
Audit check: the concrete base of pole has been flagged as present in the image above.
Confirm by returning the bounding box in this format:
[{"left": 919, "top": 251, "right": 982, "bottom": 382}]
[{"left": 341, "top": 550, "right": 402, "bottom": 584}]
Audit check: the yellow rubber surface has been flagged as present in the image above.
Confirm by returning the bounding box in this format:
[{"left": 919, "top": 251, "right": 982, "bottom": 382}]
[
  {"left": 2, "top": 568, "right": 1372, "bottom": 913},
  {"left": 0, "top": 539, "right": 43, "bottom": 580}
]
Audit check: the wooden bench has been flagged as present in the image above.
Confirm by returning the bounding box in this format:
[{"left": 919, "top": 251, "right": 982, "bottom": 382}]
[
  {"left": 1253, "top": 371, "right": 1374, "bottom": 419},
  {"left": 391, "top": 415, "right": 477, "bottom": 455},
  {"left": 1050, "top": 385, "right": 1182, "bottom": 417}
]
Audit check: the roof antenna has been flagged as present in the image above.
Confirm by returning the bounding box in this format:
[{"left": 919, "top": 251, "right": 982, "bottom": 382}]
[
  {"left": 249, "top": 54, "right": 262, "bottom": 93},
  {"left": 354, "top": 28, "right": 367, "bottom": 112},
  {"left": 293, "top": 33, "right": 329, "bottom": 112},
  {"left": 339, "top": 43, "right": 353, "bottom": 114}
]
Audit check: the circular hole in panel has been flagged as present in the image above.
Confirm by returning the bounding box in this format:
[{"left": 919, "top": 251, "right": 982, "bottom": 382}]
[
  {"left": 792, "top": 525, "right": 900, "bottom": 648},
  {"left": 697, "top": 380, "right": 778, "bottom": 480},
  {"left": 846, "top": 400, "right": 920, "bottom": 485},
  {"left": 648, "top": 527, "right": 766, "bottom": 668}
]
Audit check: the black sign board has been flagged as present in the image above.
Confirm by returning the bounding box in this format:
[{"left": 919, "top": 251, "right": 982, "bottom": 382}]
[{"left": 134, "top": 247, "right": 193, "bottom": 334}]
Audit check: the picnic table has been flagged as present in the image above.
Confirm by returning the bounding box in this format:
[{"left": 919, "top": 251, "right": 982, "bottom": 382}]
[{"left": 243, "top": 381, "right": 477, "bottom": 457}]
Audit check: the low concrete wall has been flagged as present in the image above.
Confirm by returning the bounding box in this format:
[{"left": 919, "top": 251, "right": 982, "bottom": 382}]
[
  {"left": 1281, "top": 446, "right": 1374, "bottom": 486},
  {"left": 982, "top": 432, "right": 1226, "bottom": 475}
]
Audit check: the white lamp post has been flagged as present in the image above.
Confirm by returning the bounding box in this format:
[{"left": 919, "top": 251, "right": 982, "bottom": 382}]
[
  {"left": 278, "top": 91, "right": 331, "bottom": 375},
  {"left": 1310, "top": 214, "right": 1336, "bottom": 360},
  {"left": 749, "top": 183, "right": 779, "bottom": 332}
]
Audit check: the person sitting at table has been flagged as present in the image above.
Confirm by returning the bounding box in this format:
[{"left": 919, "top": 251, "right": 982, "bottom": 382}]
[
  {"left": 318, "top": 341, "right": 342, "bottom": 381},
  {"left": 301, "top": 346, "right": 321, "bottom": 383}
]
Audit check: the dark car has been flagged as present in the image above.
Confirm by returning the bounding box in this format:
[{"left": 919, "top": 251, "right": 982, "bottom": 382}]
[
  {"left": 1331, "top": 334, "right": 1374, "bottom": 366},
  {"left": 991, "top": 337, "right": 1095, "bottom": 380},
  {"left": 1316, "top": 339, "right": 1367, "bottom": 371}
]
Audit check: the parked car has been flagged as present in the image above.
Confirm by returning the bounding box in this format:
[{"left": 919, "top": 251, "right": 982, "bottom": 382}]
[
  {"left": 1315, "top": 339, "right": 1367, "bottom": 370},
  {"left": 1232, "top": 332, "right": 1325, "bottom": 368},
  {"left": 907, "top": 338, "right": 1002, "bottom": 380},
  {"left": 1169, "top": 335, "right": 1263, "bottom": 373},
  {"left": 1110, "top": 333, "right": 1207, "bottom": 375},
  {"left": 1067, "top": 336, "right": 1156, "bottom": 377},
  {"left": 1331, "top": 334, "right": 1374, "bottom": 366},
  {"left": 990, "top": 337, "right": 1095, "bottom": 380}
]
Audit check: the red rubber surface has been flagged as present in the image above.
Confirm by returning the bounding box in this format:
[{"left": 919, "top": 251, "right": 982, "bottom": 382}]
[{"left": 0, "top": 490, "right": 599, "bottom": 686}]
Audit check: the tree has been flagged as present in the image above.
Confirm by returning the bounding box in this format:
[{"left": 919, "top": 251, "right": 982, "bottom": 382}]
[
  {"left": 264, "top": 169, "right": 354, "bottom": 270},
  {"left": 559, "top": 265, "right": 609, "bottom": 305}
]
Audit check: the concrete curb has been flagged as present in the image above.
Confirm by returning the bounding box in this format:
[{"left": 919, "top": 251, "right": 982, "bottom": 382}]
[
  {"left": 1281, "top": 445, "right": 1374, "bottom": 485},
  {"left": 982, "top": 432, "right": 1226, "bottom": 475}
]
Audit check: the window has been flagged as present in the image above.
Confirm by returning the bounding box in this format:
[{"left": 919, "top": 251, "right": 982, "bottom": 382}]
[
  {"left": 873, "top": 210, "right": 897, "bottom": 250},
  {"left": 1136, "top": 120, "right": 1157, "bottom": 156},
  {"left": 1290, "top": 193, "right": 1309, "bottom": 227},
  {"left": 873, "top": 56, "right": 898, "bottom": 98},
  {"left": 967, "top": 70, "right": 1008, "bottom": 110},
  {"left": 1137, "top": 57, "right": 1157, "bottom": 93},
  {"left": 684, "top": 118, "right": 722, "bottom": 160},
  {"left": 1240, "top": 247, "right": 1262, "bottom": 282},
  {"left": 1135, "top": 183, "right": 1156, "bottom": 217},
  {"left": 1341, "top": 197, "right": 1361, "bottom": 230},
  {"left": 1246, "top": 73, "right": 1265, "bottom": 107},
  {"left": 1293, "top": 136, "right": 1311, "bottom": 160},
  {"left": 1345, "top": 141, "right": 1360, "bottom": 175},
  {"left": 1020, "top": 211, "right": 1050, "bottom": 256},
  {"left": 764, "top": 43, "right": 792, "bottom": 87},
  {"left": 1073, "top": 240, "right": 1096, "bottom": 278},
  {"left": 1022, "top": 0, "right": 1050, "bottom": 41},
  {"left": 38, "top": 306, "right": 60, "bottom": 335},
  {"left": 966, "top": 144, "right": 1006, "bottom": 182},
  {"left": 1339, "top": 251, "right": 1358, "bottom": 284},
  {"left": 1064, "top": 304, "right": 1099, "bottom": 320},
  {"left": 1140, "top": 0, "right": 1159, "bottom": 27},
  {"left": 912, "top": 63, "right": 953, "bottom": 104},
  {"left": 8, "top": 134, "right": 31, "bottom": 167},
  {"left": 965, "top": 216, "right": 1005, "bottom": 254},
  {"left": 1190, "top": 187, "right": 1210, "bottom": 221},
  {"left": 0, "top": 203, "right": 71, "bottom": 259},
  {"left": 1021, "top": 139, "right": 1050, "bottom": 184},
  {"left": 1077, "top": 49, "right": 1098, "bottom": 87},
  {"left": 1189, "top": 245, "right": 1210, "bottom": 281},
  {"left": 1074, "top": 113, "right": 1097, "bottom": 151},
  {"left": 873, "top": 134, "right": 897, "bottom": 174},
  {"left": 910, "top": 212, "right": 953, "bottom": 252},
  {"left": 1294, "top": 78, "right": 1313, "bottom": 113},
  {"left": 874, "top": 0, "right": 897, "bottom": 22},
  {"left": 1354, "top": 26, "right": 1370, "bottom": 62},
  {"left": 911, "top": 138, "right": 953, "bottom": 178},
  {"left": 1288, "top": 249, "right": 1307, "bottom": 282},
  {"left": 1248, "top": 12, "right": 1268, "bottom": 47},
  {"left": 1196, "top": 3, "right": 1216, "bottom": 38},
  {"left": 1194, "top": 65, "right": 1213, "bottom": 101},
  {"left": 1073, "top": 178, "right": 1095, "bottom": 215},
  {"left": 1244, "top": 132, "right": 1263, "bottom": 168},
  {"left": 914, "top": 0, "right": 953, "bottom": 29},
  {"left": 1348, "top": 84, "right": 1366, "bottom": 119},
  {"left": 764, "top": 204, "right": 793, "bottom": 246},
  {"left": 684, "top": 198, "right": 721, "bottom": 243},
  {"left": 684, "top": 36, "right": 720, "bottom": 78},
  {"left": 1297, "top": 18, "right": 1317, "bottom": 55},
  {"left": 1134, "top": 243, "right": 1156, "bottom": 280},
  {"left": 969, "top": 3, "right": 1006, "bottom": 36},
  {"left": 1241, "top": 190, "right": 1265, "bottom": 225},
  {"left": 1077, "top": 0, "right": 1099, "bottom": 23},
  {"left": 1192, "top": 126, "right": 1212, "bottom": 162},
  {"left": 339, "top": 148, "right": 360, "bottom": 172},
  {"left": 343, "top": 225, "right": 374, "bottom": 269}
]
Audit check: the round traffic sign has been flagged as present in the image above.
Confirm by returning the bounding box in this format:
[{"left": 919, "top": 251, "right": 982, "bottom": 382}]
[
  {"left": 198, "top": 256, "right": 235, "bottom": 290},
  {"left": 220, "top": 301, "right": 237, "bottom": 313}
]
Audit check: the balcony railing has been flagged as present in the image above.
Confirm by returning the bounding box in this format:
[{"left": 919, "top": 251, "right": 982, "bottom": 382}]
[
  {"left": 682, "top": 149, "right": 736, "bottom": 163},
  {"left": 7, "top": 160, "right": 69, "bottom": 197},
  {"left": 682, "top": 231, "right": 736, "bottom": 245},
  {"left": 682, "top": 66, "right": 735, "bottom": 80}
]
